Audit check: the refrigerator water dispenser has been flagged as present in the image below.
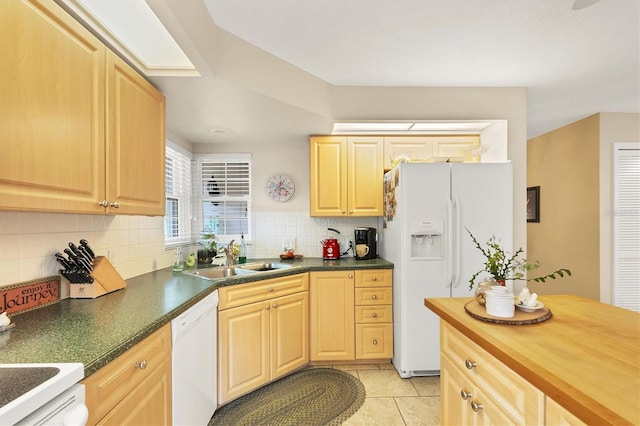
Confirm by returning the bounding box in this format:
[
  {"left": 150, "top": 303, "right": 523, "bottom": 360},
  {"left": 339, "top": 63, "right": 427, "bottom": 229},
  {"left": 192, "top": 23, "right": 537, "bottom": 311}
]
[{"left": 410, "top": 220, "right": 444, "bottom": 259}]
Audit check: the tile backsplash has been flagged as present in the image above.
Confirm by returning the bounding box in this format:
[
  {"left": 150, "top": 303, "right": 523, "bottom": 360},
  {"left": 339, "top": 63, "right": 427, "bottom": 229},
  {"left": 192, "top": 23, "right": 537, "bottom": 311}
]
[
  {"left": 0, "top": 210, "right": 382, "bottom": 293},
  {"left": 0, "top": 211, "right": 172, "bottom": 291}
]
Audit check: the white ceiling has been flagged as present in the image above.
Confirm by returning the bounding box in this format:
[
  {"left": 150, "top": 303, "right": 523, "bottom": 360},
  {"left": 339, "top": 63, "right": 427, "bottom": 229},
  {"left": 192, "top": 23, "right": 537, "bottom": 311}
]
[{"left": 143, "top": 0, "right": 639, "bottom": 144}]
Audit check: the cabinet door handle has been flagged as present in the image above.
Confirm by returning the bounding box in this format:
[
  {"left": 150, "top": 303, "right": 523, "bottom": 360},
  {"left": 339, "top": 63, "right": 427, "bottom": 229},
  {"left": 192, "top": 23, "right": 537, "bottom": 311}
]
[
  {"left": 372, "top": 276, "right": 377, "bottom": 281},
  {"left": 371, "top": 294, "right": 377, "bottom": 300},
  {"left": 268, "top": 287, "right": 274, "bottom": 292},
  {"left": 460, "top": 389, "right": 472, "bottom": 400},
  {"left": 341, "top": 210, "right": 346, "bottom": 214},
  {"left": 349, "top": 210, "right": 353, "bottom": 214},
  {"left": 465, "top": 359, "right": 477, "bottom": 369},
  {"left": 372, "top": 312, "right": 378, "bottom": 318},
  {"left": 265, "top": 306, "right": 270, "bottom": 310},
  {"left": 372, "top": 339, "right": 378, "bottom": 345},
  {"left": 348, "top": 274, "right": 353, "bottom": 279},
  {"left": 272, "top": 304, "right": 278, "bottom": 309},
  {"left": 135, "top": 359, "right": 147, "bottom": 370},
  {"left": 471, "top": 400, "right": 483, "bottom": 412},
  {"left": 110, "top": 201, "right": 120, "bottom": 208},
  {"left": 98, "top": 200, "right": 109, "bottom": 207}
]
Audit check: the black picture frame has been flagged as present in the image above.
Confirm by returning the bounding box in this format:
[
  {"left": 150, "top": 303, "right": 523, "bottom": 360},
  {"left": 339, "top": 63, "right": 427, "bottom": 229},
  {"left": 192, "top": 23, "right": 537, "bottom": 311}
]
[{"left": 527, "top": 186, "right": 540, "bottom": 223}]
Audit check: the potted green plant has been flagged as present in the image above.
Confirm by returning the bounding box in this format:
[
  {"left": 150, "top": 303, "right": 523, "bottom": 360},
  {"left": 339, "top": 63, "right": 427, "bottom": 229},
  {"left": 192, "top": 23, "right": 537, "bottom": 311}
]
[{"left": 466, "top": 228, "right": 571, "bottom": 290}]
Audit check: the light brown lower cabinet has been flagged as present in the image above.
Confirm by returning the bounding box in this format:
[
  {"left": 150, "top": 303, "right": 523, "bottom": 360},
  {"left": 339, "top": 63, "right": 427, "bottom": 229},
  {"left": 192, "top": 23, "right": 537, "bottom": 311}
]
[
  {"left": 545, "top": 397, "right": 587, "bottom": 426},
  {"left": 439, "top": 322, "right": 602, "bottom": 425},
  {"left": 310, "top": 269, "right": 393, "bottom": 362},
  {"left": 310, "top": 270, "right": 356, "bottom": 361},
  {"left": 82, "top": 324, "right": 172, "bottom": 426},
  {"left": 217, "top": 273, "right": 309, "bottom": 404}
]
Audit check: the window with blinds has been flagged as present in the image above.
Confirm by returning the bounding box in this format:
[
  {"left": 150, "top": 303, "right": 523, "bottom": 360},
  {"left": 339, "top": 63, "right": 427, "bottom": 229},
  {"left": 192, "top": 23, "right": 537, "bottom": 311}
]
[
  {"left": 164, "top": 143, "right": 192, "bottom": 246},
  {"left": 613, "top": 142, "right": 640, "bottom": 312},
  {"left": 196, "top": 154, "right": 251, "bottom": 240}
]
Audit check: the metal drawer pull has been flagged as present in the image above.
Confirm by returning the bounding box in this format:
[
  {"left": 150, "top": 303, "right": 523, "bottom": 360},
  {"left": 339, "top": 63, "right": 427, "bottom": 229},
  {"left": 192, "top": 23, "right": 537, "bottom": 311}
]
[
  {"left": 372, "top": 276, "right": 377, "bottom": 281},
  {"left": 135, "top": 360, "right": 148, "bottom": 370},
  {"left": 372, "top": 339, "right": 378, "bottom": 345},
  {"left": 471, "top": 400, "right": 483, "bottom": 412},
  {"left": 465, "top": 359, "right": 477, "bottom": 369},
  {"left": 372, "top": 312, "right": 378, "bottom": 318},
  {"left": 371, "top": 295, "right": 377, "bottom": 300},
  {"left": 268, "top": 287, "right": 274, "bottom": 292},
  {"left": 460, "top": 389, "right": 472, "bottom": 400}
]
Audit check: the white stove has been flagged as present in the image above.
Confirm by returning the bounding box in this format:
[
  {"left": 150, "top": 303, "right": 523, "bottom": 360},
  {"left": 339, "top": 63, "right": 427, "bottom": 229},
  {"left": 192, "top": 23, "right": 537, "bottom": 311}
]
[{"left": 0, "top": 363, "right": 86, "bottom": 426}]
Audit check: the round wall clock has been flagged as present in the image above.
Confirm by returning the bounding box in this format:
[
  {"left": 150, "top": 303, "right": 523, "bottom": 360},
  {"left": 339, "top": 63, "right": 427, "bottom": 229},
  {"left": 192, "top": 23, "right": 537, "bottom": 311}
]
[{"left": 267, "top": 173, "right": 295, "bottom": 202}]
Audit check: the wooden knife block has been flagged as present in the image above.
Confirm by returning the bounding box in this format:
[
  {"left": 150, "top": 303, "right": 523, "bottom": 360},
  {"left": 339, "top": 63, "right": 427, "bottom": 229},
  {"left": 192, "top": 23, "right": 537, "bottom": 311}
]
[{"left": 69, "top": 256, "right": 127, "bottom": 299}]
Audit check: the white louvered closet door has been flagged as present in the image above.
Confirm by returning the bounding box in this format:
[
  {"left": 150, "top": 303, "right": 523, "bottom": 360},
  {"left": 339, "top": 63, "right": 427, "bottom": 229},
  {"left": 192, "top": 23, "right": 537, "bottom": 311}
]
[{"left": 613, "top": 142, "right": 640, "bottom": 312}]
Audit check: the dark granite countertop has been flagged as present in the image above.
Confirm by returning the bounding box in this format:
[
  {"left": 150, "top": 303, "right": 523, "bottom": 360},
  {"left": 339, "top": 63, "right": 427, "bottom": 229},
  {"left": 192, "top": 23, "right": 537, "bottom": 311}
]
[{"left": 0, "top": 257, "right": 392, "bottom": 378}]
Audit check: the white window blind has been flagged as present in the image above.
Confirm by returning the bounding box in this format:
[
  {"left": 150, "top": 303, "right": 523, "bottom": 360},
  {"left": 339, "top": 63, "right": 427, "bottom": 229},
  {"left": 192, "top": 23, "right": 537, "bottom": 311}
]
[
  {"left": 196, "top": 154, "right": 251, "bottom": 241},
  {"left": 613, "top": 142, "right": 640, "bottom": 312},
  {"left": 164, "top": 142, "right": 192, "bottom": 246}
]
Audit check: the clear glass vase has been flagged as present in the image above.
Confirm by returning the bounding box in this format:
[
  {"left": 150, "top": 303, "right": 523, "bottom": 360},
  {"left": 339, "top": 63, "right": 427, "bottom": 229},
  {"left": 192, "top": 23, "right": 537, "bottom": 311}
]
[{"left": 475, "top": 277, "right": 496, "bottom": 306}]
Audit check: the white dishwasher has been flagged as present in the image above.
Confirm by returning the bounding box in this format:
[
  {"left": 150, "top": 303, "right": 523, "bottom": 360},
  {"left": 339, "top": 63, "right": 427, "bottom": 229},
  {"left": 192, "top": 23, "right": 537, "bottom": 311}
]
[{"left": 171, "top": 290, "right": 218, "bottom": 426}]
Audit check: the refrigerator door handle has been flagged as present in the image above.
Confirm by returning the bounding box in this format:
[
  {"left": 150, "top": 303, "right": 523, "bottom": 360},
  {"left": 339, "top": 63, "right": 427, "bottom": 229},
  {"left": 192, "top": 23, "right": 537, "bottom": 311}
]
[
  {"left": 445, "top": 196, "right": 453, "bottom": 287},
  {"left": 452, "top": 196, "right": 462, "bottom": 288}
]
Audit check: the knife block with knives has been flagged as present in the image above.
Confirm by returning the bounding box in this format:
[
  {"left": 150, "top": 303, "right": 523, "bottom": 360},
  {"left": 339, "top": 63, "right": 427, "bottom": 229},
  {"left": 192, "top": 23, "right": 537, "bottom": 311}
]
[
  {"left": 69, "top": 256, "right": 127, "bottom": 299},
  {"left": 56, "top": 240, "right": 127, "bottom": 299}
]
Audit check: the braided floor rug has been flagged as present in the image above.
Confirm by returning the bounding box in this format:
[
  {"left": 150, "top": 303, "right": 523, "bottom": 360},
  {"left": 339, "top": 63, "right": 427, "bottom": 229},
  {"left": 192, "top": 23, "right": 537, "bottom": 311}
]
[{"left": 209, "top": 368, "right": 366, "bottom": 425}]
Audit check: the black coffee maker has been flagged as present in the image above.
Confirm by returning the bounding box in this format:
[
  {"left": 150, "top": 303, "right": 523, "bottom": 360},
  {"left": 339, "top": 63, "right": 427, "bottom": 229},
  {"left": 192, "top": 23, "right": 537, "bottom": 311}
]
[{"left": 354, "top": 227, "right": 377, "bottom": 260}]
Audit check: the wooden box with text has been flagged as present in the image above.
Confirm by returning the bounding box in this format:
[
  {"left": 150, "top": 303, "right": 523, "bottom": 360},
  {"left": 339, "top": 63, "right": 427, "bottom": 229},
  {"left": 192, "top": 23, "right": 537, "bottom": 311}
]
[{"left": 70, "top": 256, "right": 127, "bottom": 299}]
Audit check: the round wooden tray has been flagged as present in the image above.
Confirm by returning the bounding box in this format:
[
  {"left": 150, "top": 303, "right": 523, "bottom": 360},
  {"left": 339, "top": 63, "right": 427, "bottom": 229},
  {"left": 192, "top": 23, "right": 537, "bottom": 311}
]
[{"left": 464, "top": 300, "right": 552, "bottom": 325}]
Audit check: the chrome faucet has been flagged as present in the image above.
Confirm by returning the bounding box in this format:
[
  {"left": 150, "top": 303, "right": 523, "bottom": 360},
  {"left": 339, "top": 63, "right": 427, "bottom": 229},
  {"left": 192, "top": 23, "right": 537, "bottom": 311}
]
[{"left": 218, "top": 240, "right": 235, "bottom": 267}]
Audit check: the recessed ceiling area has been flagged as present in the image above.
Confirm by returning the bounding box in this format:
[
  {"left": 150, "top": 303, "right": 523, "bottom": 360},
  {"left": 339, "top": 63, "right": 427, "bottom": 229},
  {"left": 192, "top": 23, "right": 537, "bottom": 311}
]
[
  {"left": 57, "top": 0, "right": 639, "bottom": 144},
  {"left": 204, "top": 0, "right": 639, "bottom": 139},
  {"left": 58, "top": 0, "right": 198, "bottom": 76},
  {"left": 332, "top": 121, "right": 494, "bottom": 134}
]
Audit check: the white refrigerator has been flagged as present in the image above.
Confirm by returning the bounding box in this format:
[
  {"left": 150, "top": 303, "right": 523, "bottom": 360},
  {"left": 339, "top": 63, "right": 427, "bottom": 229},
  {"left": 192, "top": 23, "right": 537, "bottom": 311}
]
[{"left": 381, "top": 162, "right": 513, "bottom": 377}]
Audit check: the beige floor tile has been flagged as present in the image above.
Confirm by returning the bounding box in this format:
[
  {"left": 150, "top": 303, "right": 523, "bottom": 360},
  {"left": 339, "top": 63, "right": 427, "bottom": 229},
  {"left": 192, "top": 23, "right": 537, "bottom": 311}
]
[
  {"left": 395, "top": 396, "right": 440, "bottom": 426},
  {"left": 342, "top": 397, "right": 405, "bottom": 426},
  {"left": 409, "top": 375, "right": 440, "bottom": 396},
  {"left": 358, "top": 369, "right": 420, "bottom": 397},
  {"left": 333, "top": 363, "right": 380, "bottom": 371}
]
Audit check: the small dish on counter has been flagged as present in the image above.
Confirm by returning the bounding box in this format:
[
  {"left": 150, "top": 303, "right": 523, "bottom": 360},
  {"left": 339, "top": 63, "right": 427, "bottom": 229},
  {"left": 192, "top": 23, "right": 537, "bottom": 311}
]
[{"left": 516, "top": 301, "right": 545, "bottom": 313}]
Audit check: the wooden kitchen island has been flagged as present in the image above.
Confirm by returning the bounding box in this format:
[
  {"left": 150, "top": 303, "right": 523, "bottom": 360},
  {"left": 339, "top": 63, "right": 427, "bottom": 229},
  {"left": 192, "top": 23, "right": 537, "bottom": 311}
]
[{"left": 425, "top": 295, "right": 640, "bottom": 425}]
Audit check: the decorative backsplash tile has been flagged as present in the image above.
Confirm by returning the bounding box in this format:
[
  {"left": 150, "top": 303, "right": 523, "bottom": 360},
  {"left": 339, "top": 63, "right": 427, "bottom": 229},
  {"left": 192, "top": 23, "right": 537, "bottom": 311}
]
[{"left": 0, "top": 210, "right": 382, "bottom": 291}]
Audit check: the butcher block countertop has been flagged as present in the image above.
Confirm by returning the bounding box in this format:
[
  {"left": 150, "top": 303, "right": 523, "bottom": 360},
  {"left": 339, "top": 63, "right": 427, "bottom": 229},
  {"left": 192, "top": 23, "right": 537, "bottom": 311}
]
[{"left": 424, "top": 295, "right": 640, "bottom": 425}]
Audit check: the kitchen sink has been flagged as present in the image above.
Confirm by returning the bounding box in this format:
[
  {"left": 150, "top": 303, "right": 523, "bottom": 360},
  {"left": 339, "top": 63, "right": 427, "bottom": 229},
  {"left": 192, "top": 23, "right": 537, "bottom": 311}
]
[
  {"left": 236, "top": 262, "right": 296, "bottom": 272},
  {"left": 183, "top": 262, "right": 297, "bottom": 281},
  {"left": 183, "top": 267, "right": 257, "bottom": 280}
]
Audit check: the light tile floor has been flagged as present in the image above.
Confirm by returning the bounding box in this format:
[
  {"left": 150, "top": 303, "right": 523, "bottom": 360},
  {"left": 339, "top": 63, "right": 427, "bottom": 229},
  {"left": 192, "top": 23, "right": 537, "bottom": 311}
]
[{"left": 311, "top": 363, "right": 440, "bottom": 426}]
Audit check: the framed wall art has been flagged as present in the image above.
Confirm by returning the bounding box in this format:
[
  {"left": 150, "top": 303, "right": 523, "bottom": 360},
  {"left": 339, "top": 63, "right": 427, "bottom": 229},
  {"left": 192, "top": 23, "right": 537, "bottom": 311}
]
[{"left": 527, "top": 186, "right": 540, "bottom": 223}]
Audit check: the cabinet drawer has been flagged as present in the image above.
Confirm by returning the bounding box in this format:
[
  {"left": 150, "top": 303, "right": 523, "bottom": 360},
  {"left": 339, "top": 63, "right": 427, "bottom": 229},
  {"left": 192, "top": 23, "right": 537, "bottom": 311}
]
[
  {"left": 356, "top": 324, "right": 393, "bottom": 359},
  {"left": 355, "top": 305, "right": 393, "bottom": 323},
  {"left": 355, "top": 287, "right": 392, "bottom": 305},
  {"left": 355, "top": 269, "right": 392, "bottom": 287},
  {"left": 219, "top": 273, "right": 308, "bottom": 310},
  {"left": 441, "top": 323, "right": 544, "bottom": 425},
  {"left": 83, "top": 324, "right": 171, "bottom": 425}
]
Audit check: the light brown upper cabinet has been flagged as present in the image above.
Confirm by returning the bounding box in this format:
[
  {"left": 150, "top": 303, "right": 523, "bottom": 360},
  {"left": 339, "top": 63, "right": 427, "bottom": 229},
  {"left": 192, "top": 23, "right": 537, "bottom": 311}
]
[
  {"left": 310, "top": 136, "right": 383, "bottom": 216},
  {"left": 383, "top": 135, "right": 481, "bottom": 170},
  {"left": 0, "top": 0, "right": 165, "bottom": 216},
  {"left": 106, "top": 52, "right": 165, "bottom": 216}
]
